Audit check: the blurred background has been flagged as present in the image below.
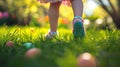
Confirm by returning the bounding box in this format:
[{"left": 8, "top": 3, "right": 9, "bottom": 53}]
[
  {"left": 0, "top": 0, "right": 120, "bottom": 67},
  {"left": 0, "top": 0, "right": 120, "bottom": 30}
]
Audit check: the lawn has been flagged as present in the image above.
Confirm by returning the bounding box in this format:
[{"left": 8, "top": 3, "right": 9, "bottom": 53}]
[{"left": 0, "top": 26, "right": 120, "bottom": 67}]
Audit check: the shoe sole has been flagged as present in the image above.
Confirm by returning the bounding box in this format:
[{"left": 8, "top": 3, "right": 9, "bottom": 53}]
[{"left": 73, "top": 21, "right": 85, "bottom": 38}]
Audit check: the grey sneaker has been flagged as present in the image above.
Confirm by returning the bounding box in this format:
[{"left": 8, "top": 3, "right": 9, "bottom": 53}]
[{"left": 45, "top": 32, "right": 57, "bottom": 39}]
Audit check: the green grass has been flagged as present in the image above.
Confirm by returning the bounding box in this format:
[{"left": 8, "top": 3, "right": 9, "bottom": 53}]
[{"left": 0, "top": 26, "right": 120, "bottom": 67}]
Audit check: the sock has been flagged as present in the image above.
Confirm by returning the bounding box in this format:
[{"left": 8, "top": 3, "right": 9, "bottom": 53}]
[{"left": 50, "top": 31, "right": 57, "bottom": 35}]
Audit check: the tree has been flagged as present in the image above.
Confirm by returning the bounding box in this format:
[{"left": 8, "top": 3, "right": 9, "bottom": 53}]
[{"left": 93, "top": 0, "right": 120, "bottom": 29}]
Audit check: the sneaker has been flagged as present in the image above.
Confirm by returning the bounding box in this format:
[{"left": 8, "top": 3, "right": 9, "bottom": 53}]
[
  {"left": 73, "top": 16, "right": 85, "bottom": 38},
  {"left": 45, "top": 32, "right": 57, "bottom": 39}
]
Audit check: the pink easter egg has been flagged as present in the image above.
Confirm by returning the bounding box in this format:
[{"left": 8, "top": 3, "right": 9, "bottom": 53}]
[
  {"left": 0, "top": 12, "right": 3, "bottom": 19},
  {"left": 25, "top": 48, "right": 41, "bottom": 59},
  {"left": 6, "top": 41, "right": 14, "bottom": 47},
  {"left": 77, "top": 52, "right": 97, "bottom": 67}
]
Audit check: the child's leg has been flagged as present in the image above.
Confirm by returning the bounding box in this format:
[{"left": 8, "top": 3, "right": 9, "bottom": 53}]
[
  {"left": 49, "top": 2, "right": 61, "bottom": 32},
  {"left": 71, "top": 0, "right": 85, "bottom": 38},
  {"left": 71, "top": 0, "right": 83, "bottom": 17}
]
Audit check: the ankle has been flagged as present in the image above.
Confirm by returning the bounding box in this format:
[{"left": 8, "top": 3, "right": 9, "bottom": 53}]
[
  {"left": 50, "top": 32, "right": 57, "bottom": 35},
  {"left": 74, "top": 16, "right": 82, "bottom": 19},
  {"left": 73, "top": 16, "right": 84, "bottom": 23},
  {"left": 49, "top": 30, "right": 57, "bottom": 35}
]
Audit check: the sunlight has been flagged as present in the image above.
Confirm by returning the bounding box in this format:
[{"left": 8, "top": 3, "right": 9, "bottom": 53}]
[
  {"left": 82, "top": 53, "right": 91, "bottom": 60},
  {"left": 84, "top": 19, "right": 91, "bottom": 25},
  {"left": 95, "top": 18, "right": 103, "bottom": 25},
  {"left": 84, "top": 0, "right": 98, "bottom": 16}
]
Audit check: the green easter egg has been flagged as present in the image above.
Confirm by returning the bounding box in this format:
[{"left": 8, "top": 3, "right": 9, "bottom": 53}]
[{"left": 23, "top": 42, "right": 35, "bottom": 49}]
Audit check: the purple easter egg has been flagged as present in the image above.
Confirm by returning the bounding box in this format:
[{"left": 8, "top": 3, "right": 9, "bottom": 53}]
[{"left": 3, "top": 12, "right": 9, "bottom": 18}]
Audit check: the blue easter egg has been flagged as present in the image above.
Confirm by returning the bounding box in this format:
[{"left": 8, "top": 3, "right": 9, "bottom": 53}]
[{"left": 23, "top": 42, "right": 35, "bottom": 49}]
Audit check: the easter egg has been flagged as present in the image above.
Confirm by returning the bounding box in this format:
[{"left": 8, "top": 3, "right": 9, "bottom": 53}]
[
  {"left": 5, "top": 41, "right": 14, "bottom": 47},
  {"left": 0, "top": 12, "right": 3, "bottom": 18},
  {"left": 23, "top": 42, "right": 35, "bottom": 49},
  {"left": 25, "top": 48, "right": 41, "bottom": 59},
  {"left": 77, "top": 52, "right": 97, "bottom": 67},
  {"left": 3, "top": 12, "right": 9, "bottom": 18}
]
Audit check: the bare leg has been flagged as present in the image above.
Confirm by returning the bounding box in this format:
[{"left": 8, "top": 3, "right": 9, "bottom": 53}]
[
  {"left": 71, "top": 0, "right": 83, "bottom": 17},
  {"left": 49, "top": 2, "right": 61, "bottom": 32}
]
